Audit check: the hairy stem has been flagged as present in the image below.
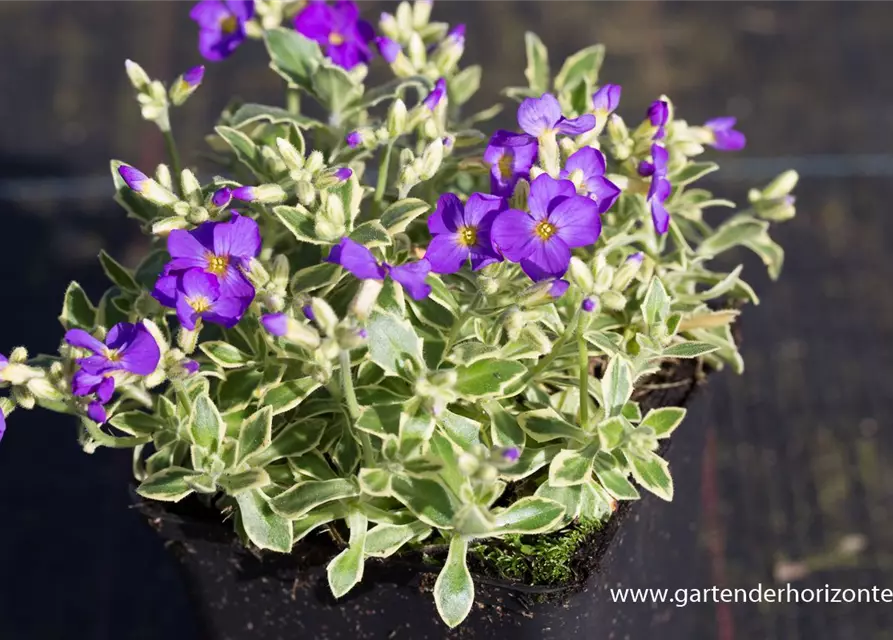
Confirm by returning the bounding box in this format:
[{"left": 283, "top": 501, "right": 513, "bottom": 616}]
[
  {"left": 374, "top": 143, "right": 394, "bottom": 210},
  {"left": 577, "top": 328, "right": 589, "bottom": 428},
  {"left": 339, "top": 349, "right": 373, "bottom": 466},
  {"left": 286, "top": 87, "right": 301, "bottom": 115},
  {"left": 525, "top": 308, "right": 581, "bottom": 384},
  {"left": 162, "top": 128, "right": 183, "bottom": 196}
]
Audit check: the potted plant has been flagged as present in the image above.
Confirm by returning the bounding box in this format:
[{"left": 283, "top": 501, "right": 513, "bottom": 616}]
[{"left": 0, "top": 0, "right": 798, "bottom": 635}]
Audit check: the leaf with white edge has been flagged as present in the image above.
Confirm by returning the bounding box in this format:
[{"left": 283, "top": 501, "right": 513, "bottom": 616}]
[
  {"left": 629, "top": 451, "right": 674, "bottom": 500},
  {"left": 237, "top": 406, "right": 273, "bottom": 463},
  {"left": 642, "top": 277, "right": 670, "bottom": 329},
  {"left": 523, "top": 32, "right": 550, "bottom": 94},
  {"left": 215, "top": 126, "right": 265, "bottom": 178},
  {"left": 273, "top": 205, "right": 331, "bottom": 245},
  {"left": 447, "top": 341, "right": 499, "bottom": 366},
  {"left": 549, "top": 449, "right": 595, "bottom": 487},
  {"left": 236, "top": 488, "right": 293, "bottom": 552},
  {"left": 697, "top": 218, "right": 768, "bottom": 258},
  {"left": 454, "top": 359, "right": 527, "bottom": 399},
  {"left": 534, "top": 482, "right": 584, "bottom": 522},
  {"left": 554, "top": 44, "right": 604, "bottom": 92},
  {"left": 246, "top": 418, "right": 325, "bottom": 466},
  {"left": 601, "top": 357, "right": 633, "bottom": 418},
  {"left": 449, "top": 65, "right": 481, "bottom": 106},
  {"left": 484, "top": 401, "right": 525, "bottom": 448},
  {"left": 98, "top": 250, "right": 139, "bottom": 292},
  {"left": 270, "top": 478, "right": 358, "bottom": 519},
  {"left": 662, "top": 342, "right": 719, "bottom": 359},
  {"left": 219, "top": 469, "right": 271, "bottom": 495},
  {"left": 672, "top": 161, "right": 719, "bottom": 186},
  {"left": 593, "top": 453, "right": 640, "bottom": 500},
  {"left": 598, "top": 416, "right": 628, "bottom": 450},
  {"left": 434, "top": 536, "right": 474, "bottom": 629},
  {"left": 364, "top": 522, "right": 428, "bottom": 558},
  {"left": 289, "top": 262, "right": 342, "bottom": 294},
  {"left": 391, "top": 476, "right": 458, "bottom": 528},
  {"left": 200, "top": 341, "right": 255, "bottom": 369},
  {"left": 108, "top": 411, "right": 162, "bottom": 437},
  {"left": 379, "top": 198, "right": 430, "bottom": 234},
  {"left": 640, "top": 407, "right": 687, "bottom": 438},
  {"left": 189, "top": 394, "right": 225, "bottom": 451},
  {"left": 312, "top": 62, "right": 364, "bottom": 115},
  {"left": 327, "top": 511, "right": 367, "bottom": 598},
  {"left": 584, "top": 330, "right": 625, "bottom": 356},
  {"left": 358, "top": 468, "right": 392, "bottom": 497},
  {"left": 355, "top": 405, "right": 400, "bottom": 438},
  {"left": 436, "top": 410, "right": 481, "bottom": 451},
  {"left": 743, "top": 232, "right": 785, "bottom": 280},
  {"left": 227, "top": 103, "right": 323, "bottom": 132},
  {"left": 518, "top": 408, "right": 586, "bottom": 443},
  {"left": 349, "top": 220, "right": 392, "bottom": 248},
  {"left": 367, "top": 312, "right": 424, "bottom": 376},
  {"left": 137, "top": 467, "right": 197, "bottom": 502},
  {"left": 621, "top": 402, "right": 642, "bottom": 422},
  {"left": 261, "top": 377, "right": 320, "bottom": 415},
  {"left": 493, "top": 497, "right": 566, "bottom": 534},
  {"left": 344, "top": 75, "right": 432, "bottom": 116},
  {"left": 264, "top": 27, "right": 322, "bottom": 90},
  {"left": 59, "top": 282, "right": 96, "bottom": 330}
]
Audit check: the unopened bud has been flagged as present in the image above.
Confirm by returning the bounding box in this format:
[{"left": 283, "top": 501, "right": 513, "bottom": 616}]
[
  {"left": 276, "top": 137, "right": 304, "bottom": 171},
  {"left": 350, "top": 279, "right": 384, "bottom": 321},
  {"left": 310, "top": 298, "right": 339, "bottom": 335},
  {"left": 169, "top": 65, "right": 205, "bottom": 106},
  {"left": 125, "top": 59, "right": 151, "bottom": 91},
  {"left": 387, "top": 99, "right": 408, "bottom": 137},
  {"left": 296, "top": 180, "right": 316, "bottom": 206},
  {"left": 271, "top": 255, "right": 290, "bottom": 287},
  {"left": 305, "top": 150, "right": 325, "bottom": 174},
  {"left": 568, "top": 256, "right": 594, "bottom": 292},
  {"left": 407, "top": 32, "right": 426, "bottom": 68},
  {"left": 612, "top": 252, "right": 644, "bottom": 291},
  {"left": 261, "top": 313, "right": 321, "bottom": 350},
  {"left": 180, "top": 169, "right": 202, "bottom": 204},
  {"left": 419, "top": 138, "right": 444, "bottom": 180},
  {"left": 152, "top": 216, "right": 190, "bottom": 236},
  {"left": 232, "top": 184, "right": 286, "bottom": 204},
  {"left": 379, "top": 12, "right": 399, "bottom": 40},
  {"left": 118, "top": 165, "right": 178, "bottom": 206}
]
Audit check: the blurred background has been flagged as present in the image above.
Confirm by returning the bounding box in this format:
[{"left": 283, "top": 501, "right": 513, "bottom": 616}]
[{"left": 1, "top": 2, "right": 892, "bottom": 638}]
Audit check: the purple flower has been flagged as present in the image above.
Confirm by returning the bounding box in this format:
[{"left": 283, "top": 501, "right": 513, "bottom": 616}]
[
  {"left": 87, "top": 401, "right": 108, "bottom": 425},
  {"left": 518, "top": 93, "right": 595, "bottom": 138},
  {"left": 118, "top": 165, "right": 150, "bottom": 193},
  {"left": 491, "top": 174, "right": 601, "bottom": 281},
  {"left": 211, "top": 186, "right": 233, "bottom": 208},
  {"left": 71, "top": 370, "right": 116, "bottom": 402},
  {"left": 153, "top": 269, "right": 249, "bottom": 330},
  {"left": 327, "top": 238, "right": 432, "bottom": 300},
  {"left": 705, "top": 117, "right": 746, "bottom": 151},
  {"left": 592, "top": 84, "right": 621, "bottom": 114},
  {"left": 183, "top": 65, "right": 206, "bottom": 87},
  {"left": 333, "top": 167, "right": 353, "bottom": 181},
  {"left": 164, "top": 213, "right": 260, "bottom": 301},
  {"left": 581, "top": 297, "right": 597, "bottom": 313},
  {"left": 231, "top": 186, "right": 257, "bottom": 202},
  {"left": 483, "top": 130, "right": 537, "bottom": 198},
  {"left": 549, "top": 279, "right": 570, "bottom": 298},
  {"left": 375, "top": 36, "right": 401, "bottom": 64},
  {"left": 346, "top": 131, "right": 363, "bottom": 148},
  {"left": 644, "top": 144, "right": 671, "bottom": 234},
  {"left": 559, "top": 147, "right": 621, "bottom": 214},
  {"left": 294, "top": 1, "right": 374, "bottom": 70},
  {"left": 425, "top": 193, "right": 504, "bottom": 274},
  {"left": 423, "top": 78, "right": 447, "bottom": 111},
  {"left": 65, "top": 323, "right": 161, "bottom": 377},
  {"left": 190, "top": 0, "right": 255, "bottom": 62},
  {"left": 648, "top": 100, "right": 669, "bottom": 140},
  {"left": 261, "top": 313, "right": 289, "bottom": 337}
]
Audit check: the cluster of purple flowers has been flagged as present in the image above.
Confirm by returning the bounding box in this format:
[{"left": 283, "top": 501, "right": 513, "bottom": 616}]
[
  {"left": 65, "top": 323, "right": 161, "bottom": 424},
  {"left": 152, "top": 213, "right": 261, "bottom": 330}
]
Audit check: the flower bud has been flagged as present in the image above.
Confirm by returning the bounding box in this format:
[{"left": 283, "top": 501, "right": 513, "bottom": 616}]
[
  {"left": 350, "top": 279, "right": 384, "bottom": 321},
  {"left": 232, "top": 184, "right": 286, "bottom": 204},
  {"left": 387, "top": 99, "right": 408, "bottom": 138},
  {"left": 310, "top": 298, "right": 339, "bottom": 336},
  {"left": 432, "top": 25, "right": 466, "bottom": 75},
  {"left": 276, "top": 137, "right": 304, "bottom": 172},
  {"left": 296, "top": 180, "right": 316, "bottom": 206},
  {"left": 379, "top": 12, "right": 399, "bottom": 40},
  {"left": 185, "top": 206, "right": 210, "bottom": 225},
  {"left": 457, "top": 452, "right": 480, "bottom": 476},
  {"left": 375, "top": 36, "right": 401, "bottom": 64},
  {"left": 520, "top": 279, "right": 570, "bottom": 308},
  {"left": 568, "top": 256, "right": 595, "bottom": 291},
  {"left": 156, "top": 163, "right": 173, "bottom": 191},
  {"left": 152, "top": 216, "right": 190, "bottom": 236},
  {"left": 538, "top": 131, "right": 560, "bottom": 176},
  {"left": 762, "top": 170, "right": 799, "bottom": 200},
  {"left": 612, "top": 252, "right": 644, "bottom": 291},
  {"left": 419, "top": 138, "right": 444, "bottom": 180},
  {"left": 412, "top": 0, "right": 433, "bottom": 28},
  {"left": 125, "top": 59, "right": 151, "bottom": 91},
  {"left": 178, "top": 326, "right": 200, "bottom": 354},
  {"left": 9, "top": 347, "right": 27, "bottom": 364},
  {"left": 305, "top": 150, "right": 325, "bottom": 174},
  {"left": 210, "top": 186, "right": 232, "bottom": 210},
  {"left": 262, "top": 313, "right": 321, "bottom": 350},
  {"left": 407, "top": 32, "right": 426, "bottom": 68},
  {"left": 118, "top": 165, "right": 178, "bottom": 206},
  {"left": 271, "top": 255, "right": 290, "bottom": 287},
  {"left": 600, "top": 290, "right": 627, "bottom": 311},
  {"left": 13, "top": 386, "right": 35, "bottom": 410},
  {"left": 169, "top": 65, "right": 205, "bottom": 106},
  {"left": 754, "top": 195, "right": 797, "bottom": 222},
  {"left": 27, "top": 377, "right": 64, "bottom": 403},
  {"left": 335, "top": 326, "right": 368, "bottom": 351},
  {"left": 180, "top": 169, "right": 202, "bottom": 205}
]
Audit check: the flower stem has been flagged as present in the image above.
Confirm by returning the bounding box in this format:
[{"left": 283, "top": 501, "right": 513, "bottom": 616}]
[
  {"left": 440, "top": 291, "right": 481, "bottom": 364},
  {"left": 162, "top": 128, "right": 184, "bottom": 196},
  {"left": 339, "top": 349, "right": 373, "bottom": 467},
  {"left": 287, "top": 88, "right": 301, "bottom": 115},
  {"left": 374, "top": 143, "right": 394, "bottom": 209},
  {"left": 578, "top": 328, "right": 589, "bottom": 428},
  {"left": 524, "top": 308, "right": 581, "bottom": 385}
]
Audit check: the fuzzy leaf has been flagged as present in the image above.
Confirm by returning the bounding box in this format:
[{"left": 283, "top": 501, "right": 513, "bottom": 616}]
[
  {"left": 273, "top": 205, "right": 331, "bottom": 245},
  {"left": 593, "top": 453, "right": 640, "bottom": 500},
  {"left": 492, "top": 497, "right": 566, "bottom": 534},
  {"left": 601, "top": 357, "right": 633, "bottom": 418},
  {"left": 327, "top": 511, "right": 367, "bottom": 598},
  {"left": 523, "top": 32, "right": 550, "bottom": 94},
  {"left": 215, "top": 126, "right": 265, "bottom": 178},
  {"left": 98, "top": 250, "right": 139, "bottom": 292},
  {"left": 698, "top": 218, "right": 768, "bottom": 258},
  {"left": 672, "top": 161, "right": 719, "bottom": 186},
  {"left": 364, "top": 522, "right": 427, "bottom": 558},
  {"left": 246, "top": 418, "right": 325, "bottom": 466},
  {"left": 344, "top": 75, "right": 432, "bottom": 116},
  {"left": 312, "top": 62, "right": 364, "bottom": 115},
  {"left": 391, "top": 476, "right": 458, "bottom": 528},
  {"left": 548, "top": 449, "right": 595, "bottom": 487},
  {"left": 261, "top": 377, "right": 320, "bottom": 415},
  {"left": 434, "top": 536, "right": 474, "bottom": 629},
  {"left": 237, "top": 406, "right": 273, "bottom": 464},
  {"left": 358, "top": 468, "right": 393, "bottom": 497},
  {"left": 189, "top": 394, "right": 225, "bottom": 451},
  {"left": 59, "top": 282, "right": 96, "bottom": 330},
  {"left": 109, "top": 411, "right": 162, "bottom": 437},
  {"left": 290, "top": 262, "right": 342, "bottom": 294},
  {"left": 641, "top": 407, "right": 686, "bottom": 438},
  {"left": 436, "top": 410, "right": 481, "bottom": 451},
  {"left": 662, "top": 342, "right": 719, "bottom": 359},
  {"left": 598, "top": 416, "right": 627, "bottom": 450},
  {"left": 629, "top": 451, "right": 674, "bottom": 500},
  {"left": 349, "top": 220, "right": 392, "bottom": 248},
  {"left": 264, "top": 27, "right": 322, "bottom": 90},
  {"left": 379, "top": 198, "right": 430, "bottom": 235},
  {"left": 227, "top": 103, "right": 323, "bottom": 132},
  {"left": 449, "top": 65, "right": 481, "bottom": 106},
  {"left": 367, "top": 312, "right": 424, "bottom": 376},
  {"left": 200, "top": 341, "right": 255, "bottom": 369},
  {"left": 270, "top": 478, "right": 358, "bottom": 519},
  {"left": 454, "top": 359, "right": 527, "bottom": 399},
  {"left": 219, "top": 468, "right": 271, "bottom": 495},
  {"left": 484, "top": 401, "right": 526, "bottom": 448},
  {"left": 642, "top": 277, "right": 670, "bottom": 329},
  {"left": 554, "top": 44, "right": 604, "bottom": 92},
  {"left": 518, "top": 408, "right": 586, "bottom": 443},
  {"left": 136, "top": 467, "right": 197, "bottom": 502},
  {"left": 236, "top": 488, "right": 293, "bottom": 552}
]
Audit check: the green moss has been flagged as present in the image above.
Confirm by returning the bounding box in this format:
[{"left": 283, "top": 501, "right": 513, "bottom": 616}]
[{"left": 469, "top": 517, "right": 605, "bottom": 586}]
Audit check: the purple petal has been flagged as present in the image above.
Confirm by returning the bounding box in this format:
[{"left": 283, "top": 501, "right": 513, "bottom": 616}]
[
  {"left": 705, "top": 116, "right": 736, "bottom": 131},
  {"left": 262, "top": 313, "right": 289, "bottom": 337},
  {"left": 651, "top": 144, "right": 669, "bottom": 175},
  {"left": 648, "top": 100, "right": 669, "bottom": 127},
  {"left": 346, "top": 131, "right": 362, "bottom": 148},
  {"left": 501, "top": 446, "right": 520, "bottom": 463},
  {"left": 203, "top": 295, "right": 250, "bottom": 328},
  {"left": 581, "top": 297, "right": 597, "bottom": 312},
  {"left": 423, "top": 78, "right": 447, "bottom": 110},
  {"left": 64, "top": 329, "right": 105, "bottom": 354},
  {"left": 110, "top": 322, "right": 161, "bottom": 376},
  {"left": 333, "top": 167, "right": 353, "bottom": 181},
  {"left": 152, "top": 274, "right": 179, "bottom": 309},
  {"left": 190, "top": 0, "right": 231, "bottom": 25},
  {"left": 555, "top": 114, "right": 596, "bottom": 136},
  {"left": 327, "top": 238, "right": 386, "bottom": 280},
  {"left": 586, "top": 176, "right": 621, "bottom": 214},
  {"left": 376, "top": 36, "right": 401, "bottom": 63},
  {"left": 592, "top": 84, "right": 621, "bottom": 113},
  {"left": 175, "top": 295, "right": 202, "bottom": 331},
  {"left": 183, "top": 65, "right": 205, "bottom": 87},
  {"left": 211, "top": 186, "right": 233, "bottom": 207},
  {"left": 462, "top": 193, "right": 505, "bottom": 230},
  {"left": 303, "top": 304, "right": 315, "bottom": 321},
  {"left": 520, "top": 238, "right": 571, "bottom": 281},
  {"left": 448, "top": 24, "right": 466, "bottom": 41},
  {"left": 564, "top": 146, "right": 606, "bottom": 179},
  {"left": 491, "top": 209, "right": 538, "bottom": 262},
  {"left": 197, "top": 27, "right": 247, "bottom": 62},
  {"left": 0, "top": 407, "right": 5, "bottom": 443},
  {"left": 637, "top": 160, "right": 655, "bottom": 178},
  {"left": 649, "top": 180, "right": 672, "bottom": 235},
  {"left": 294, "top": 1, "right": 337, "bottom": 44},
  {"left": 528, "top": 174, "right": 576, "bottom": 220},
  {"left": 712, "top": 128, "right": 746, "bottom": 152},
  {"left": 0, "top": 354, "right": 7, "bottom": 370},
  {"left": 118, "top": 166, "right": 149, "bottom": 192},
  {"left": 428, "top": 193, "right": 464, "bottom": 234},
  {"left": 87, "top": 401, "right": 108, "bottom": 424},
  {"left": 231, "top": 186, "right": 257, "bottom": 202},
  {"left": 549, "top": 279, "right": 570, "bottom": 298},
  {"left": 72, "top": 369, "right": 104, "bottom": 396},
  {"left": 330, "top": 0, "right": 360, "bottom": 29},
  {"left": 168, "top": 227, "right": 214, "bottom": 265},
  {"left": 550, "top": 195, "right": 602, "bottom": 249},
  {"left": 183, "top": 359, "right": 201, "bottom": 375},
  {"left": 328, "top": 42, "right": 370, "bottom": 70},
  {"left": 468, "top": 241, "right": 502, "bottom": 271},
  {"left": 213, "top": 213, "right": 262, "bottom": 261},
  {"left": 96, "top": 376, "right": 116, "bottom": 404},
  {"left": 517, "top": 93, "right": 562, "bottom": 137},
  {"left": 388, "top": 260, "right": 432, "bottom": 300},
  {"left": 181, "top": 268, "right": 222, "bottom": 301},
  {"left": 424, "top": 233, "right": 468, "bottom": 275}
]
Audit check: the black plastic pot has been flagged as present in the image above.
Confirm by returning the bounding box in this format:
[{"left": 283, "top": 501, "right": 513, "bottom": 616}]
[{"left": 137, "top": 360, "right": 711, "bottom": 640}]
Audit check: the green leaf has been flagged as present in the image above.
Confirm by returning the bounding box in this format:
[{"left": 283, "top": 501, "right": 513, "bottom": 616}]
[
  {"left": 518, "top": 408, "right": 586, "bottom": 443},
  {"left": 199, "top": 341, "right": 255, "bottom": 369},
  {"left": 548, "top": 449, "right": 595, "bottom": 487},
  {"left": 358, "top": 467, "right": 393, "bottom": 497},
  {"left": 697, "top": 218, "right": 768, "bottom": 258},
  {"left": 364, "top": 522, "right": 427, "bottom": 558},
  {"left": 492, "top": 496, "right": 566, "bottom": 534},
  {"left": 743, "top": 232, "right": 785, "bottom": 280},
  {"left": 484, "top": 401, "right": 525, "bottom": 448},
  {"left": 327, "top": 511, "right": 368, "bottom": 598},
  {"left": 446, "top": 341, "right": 499, "bottom": 366},
  {"left": 236, "top": 488, "right": 294, "bottom": 552},
  {"left": 672, "top": 161, "right": 719, "bottom": 186},
  {"left": 400, "top": 412, "right": 437, "bottom": 449},
  {"left": 136, "top": 467, "right": 197, "bottom": 502},
  {"left": 59, "top": 282, "right": 96, "bottom": 330},
  {"left": 273, "top": 205, "right": 330, "bottom": 245},
  {"left": 349, "top": 220, "right": 392, "bottom": 248},
  {"left": 523, "top": 32, "right": 550, "bottom": 94},
  {"left": 264, "top": 27, "right": 323, "bottom": 90},
  {"left": 219, "top": 468, "right": 271, "bottom": 495},
  {"left": 311, "top": 62, "right": 364, "bottom": 114},
  {"left": 454, "top": 359, "right": 527, "bottom": 399},
  {"left": 109, "top": 411, "right": 162, "bottom": 437},
  {"left": 436, "top": 410, "right": 481, "bottom": 451},
  {"left": 344, "top": 75, "right": 432, "bottom": 116},
  {"left": 261, "top": 377, "right": 320, "bottom": 415},
  {"left": 449, "top": 65, "right": 481, "bottom": 106},
  {"left": 640, "top": 407, "right": 686, "bottom": 438},
  {"left": 270, "top": 478, "right": 358, "bottom": 519},
  {"left": 189, "top": 393, "right": 225, "bottom": 451},
  {"left": 601, "top": 357, "right": 633, "bottom": 418},
  {"left": 642, "top": 277, "right": 670, "bottom": 329},
  {"left": 629, "top": 451, "right": 674, "bottom": 500},
  {"left": 215, "top": 126, "right": 265, "bottom": 178},
  {"left": 379, "top": 198, "right": 430, "bottom": 235},
  {"left": 662, "top": 341, "right": 719, "bottom": 359},
  {"left": 621, "top": 401, "right": 642, "bottom": 422},
  {"left": 555, "top": 44, "right": 604, "bottom": 92},
  {"left": 290, "top": 262, "right": 342, "bottom": 294},
  {"left": 598, "top": 415, "right": 627, "bottom": 450},
  {"left": 98, "top": 250, "right": 139, "bottom": 292},
  {"left": 237, "top": 406, "right": 273, "bottom": 464},
  {"left": 434, "top": 536, "right": 474, "bottom": 629},
  {"left": 534, "top": 481, "right": 584, "bottom": 522},
  {"left": 593, "top": 453, "right": 640, "bottom": 500},
  {"left": 367, "top": 312, "right": 424, "bottom": 376},
  {"left": 246, "top": 418, "right": 325, "bottom": 466},
  {"left": 391, "top": 476, "right": 458, "bottom": 528},
  {"left": 227, "top": 103, "right": 323, "bottom": 132}
]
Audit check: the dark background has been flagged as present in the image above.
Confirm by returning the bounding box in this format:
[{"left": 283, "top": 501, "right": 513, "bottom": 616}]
[{"left": 1, "top": 2, "right": 891, "bottom": 638}]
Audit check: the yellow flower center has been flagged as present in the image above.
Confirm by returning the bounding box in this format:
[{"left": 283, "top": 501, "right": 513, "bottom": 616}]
[
  {"left": 329, "top": 31, "right": 345, "bottom": 46},
  {"left": 206, "top": 253, "right": 230, "bottom": 276},
  {"left": 497, "top": 154, "right": 514, "bottom": 180},
  {"left": 457, "top": 225, "right": 478, "bottom": 248},
  {"left": 535, "top": 220, "right": 557, "bottom": 241},
  {"left": 187, "top": 296, "right": 212, "bottom": 313},
  {"left": 220, "top": 15, "right": 238, "bottom": 34},
  {"left": 104, "top": 349, "right": 121, "bottom": 363}
]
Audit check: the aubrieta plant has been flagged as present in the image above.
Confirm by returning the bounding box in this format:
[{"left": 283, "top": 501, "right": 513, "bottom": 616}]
[{"left": 1, "top": 0, "right": 798, "bottom": 628}]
